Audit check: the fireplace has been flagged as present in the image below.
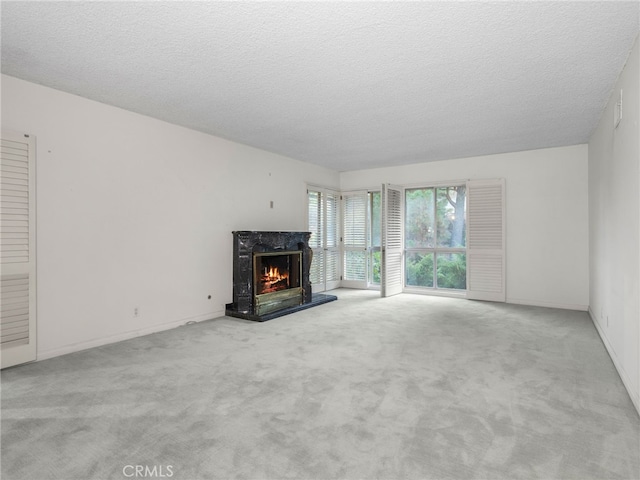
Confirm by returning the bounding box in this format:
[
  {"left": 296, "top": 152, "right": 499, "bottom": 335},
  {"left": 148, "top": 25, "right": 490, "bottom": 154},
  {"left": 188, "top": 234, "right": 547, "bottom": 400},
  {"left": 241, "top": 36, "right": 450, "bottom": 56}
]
[
  {"left": 225, "top": 231, "right": 336, "bottom": 321},
  {"left": 226, "top": 231, "right": 311, "bottom": 319}
]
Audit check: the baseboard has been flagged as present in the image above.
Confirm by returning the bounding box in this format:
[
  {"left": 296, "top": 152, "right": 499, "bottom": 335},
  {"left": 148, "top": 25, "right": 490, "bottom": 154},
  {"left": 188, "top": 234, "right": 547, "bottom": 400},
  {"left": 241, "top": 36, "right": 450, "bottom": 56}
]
[
  {"left": 403, "top": 287, "right": 466, "bottom": 299},
  {"left": 588, "top": 308, "right": 640, "bottom": 416},
  {"left": 36, "top": 310, "right": 224, "bottom": 362},
  {"left": 506, "top": 297, "right": 589, "bottom": 311}
]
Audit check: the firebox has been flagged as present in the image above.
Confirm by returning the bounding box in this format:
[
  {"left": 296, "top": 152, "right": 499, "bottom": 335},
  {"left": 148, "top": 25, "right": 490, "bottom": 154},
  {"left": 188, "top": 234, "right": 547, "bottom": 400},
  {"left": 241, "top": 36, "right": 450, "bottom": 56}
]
[{"left": 253, "top": 250, "right": 302, "bottom": 315}]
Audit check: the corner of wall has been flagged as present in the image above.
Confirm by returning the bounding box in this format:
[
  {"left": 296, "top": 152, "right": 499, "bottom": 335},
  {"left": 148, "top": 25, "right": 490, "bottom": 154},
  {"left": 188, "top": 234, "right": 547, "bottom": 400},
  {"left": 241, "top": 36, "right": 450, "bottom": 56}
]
[{"left": 588, "top": 33, "right": 640, "bottom": 416}]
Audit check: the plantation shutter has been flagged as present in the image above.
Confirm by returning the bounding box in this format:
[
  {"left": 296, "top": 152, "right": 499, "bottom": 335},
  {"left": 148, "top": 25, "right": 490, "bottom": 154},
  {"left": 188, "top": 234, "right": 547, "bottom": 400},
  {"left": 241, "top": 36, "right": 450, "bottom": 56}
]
[
  {"left": 1, "top": 131, "right": 37, "bottom": 368},
  {"left": 308, "top": 187, "right": 340, "bottom": 292},
  {"left": 324, "top": 191, "right": 341, "bottom": 290},
  {"left": 308, "top": 189, "right": 324, "bottom": 288},
  {"left": 466, "top": 178, "right": 505, "bottom": 302},
  {"left": 381, "top": 184, "right": 403, "bottom": 297},
  {"left": 342, "top": 191, "right": 368, "bottom": 287}
]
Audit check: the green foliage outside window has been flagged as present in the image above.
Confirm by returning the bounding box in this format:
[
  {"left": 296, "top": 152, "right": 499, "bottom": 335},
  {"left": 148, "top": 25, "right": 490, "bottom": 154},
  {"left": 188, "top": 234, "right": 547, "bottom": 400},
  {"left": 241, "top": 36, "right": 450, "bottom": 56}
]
[
  {"left": 406, "top": 252, "right": 434, "bottom": 287},
  {"left": 371, "top": 251, "right": 381, "bottom": 284},
  {"left": 436, "top": 253, "right": 466, "bottom": 289},
  {"left": 405, "top": 186, "right": 466, "bottom": 290}
]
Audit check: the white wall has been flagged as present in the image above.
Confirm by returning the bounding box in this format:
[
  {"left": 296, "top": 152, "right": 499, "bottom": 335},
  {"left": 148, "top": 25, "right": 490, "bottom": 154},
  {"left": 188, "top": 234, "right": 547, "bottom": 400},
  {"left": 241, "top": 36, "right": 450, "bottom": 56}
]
[
  {"left": 340, "top": 144, "right": 590, "bottom": 310},
  {"left": 588, "top": 34, "right": 639, "bottom": 412},
  {"left": 1, "top": 75, "right": 339, "bottom": 360}
]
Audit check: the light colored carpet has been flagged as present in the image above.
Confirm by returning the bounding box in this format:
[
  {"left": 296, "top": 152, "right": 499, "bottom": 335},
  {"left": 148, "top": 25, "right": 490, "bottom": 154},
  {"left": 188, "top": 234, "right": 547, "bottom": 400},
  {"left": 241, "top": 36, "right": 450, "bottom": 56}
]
[{"left": 2, "top": 289, "right": 639, "bottom": 480}]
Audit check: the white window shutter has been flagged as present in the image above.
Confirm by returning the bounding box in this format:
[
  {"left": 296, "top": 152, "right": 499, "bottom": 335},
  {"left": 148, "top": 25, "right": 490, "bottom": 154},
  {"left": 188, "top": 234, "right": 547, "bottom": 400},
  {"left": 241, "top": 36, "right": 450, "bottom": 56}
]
[
  {"left": 1, "top": 131, "right": 37, "bottom": 368},
  {"left": 343, "top": 193, "right": 367, "bottom": 249},
  {"left": 307, "top": 187, "right": 340, "bottom": 292},
  {"left": 325, "top": 192, "right": 338, "bottom": 249},
  {"left": 466, "top": 178, "right": 505, "bottom": 302},
  {"left": 309, "top": 249, "right": 324, "bottom": 286},
  {"left": 342, "top": 191, "right": 368, "bottom": 286},
  {"left": 381, "top": 184, "right": 403, "bottom": 297},
  {"left": 324, "top": 192, "right": 340, "bottom": 288}
]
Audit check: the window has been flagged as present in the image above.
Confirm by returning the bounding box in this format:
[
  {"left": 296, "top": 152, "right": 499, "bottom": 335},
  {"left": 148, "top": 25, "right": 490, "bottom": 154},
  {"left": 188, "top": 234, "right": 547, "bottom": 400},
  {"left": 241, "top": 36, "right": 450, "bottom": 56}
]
[
  {"left": 405, "top": 186, "right": 466, "bottom": 291},
  {"left": 312, "top": 179, "right": 502, "bottom": 300},
  {"left": 368, "top": 191, "right": 381, "bottom": 285},
  {"left": 343, "top": 192, "right": 367, "bottom": 283},
  {"left": 342, "top": 191, "right": 381, "bottom": 288},
  {"left": 308, "top": 187, "right": 340, "bottom": 292}
]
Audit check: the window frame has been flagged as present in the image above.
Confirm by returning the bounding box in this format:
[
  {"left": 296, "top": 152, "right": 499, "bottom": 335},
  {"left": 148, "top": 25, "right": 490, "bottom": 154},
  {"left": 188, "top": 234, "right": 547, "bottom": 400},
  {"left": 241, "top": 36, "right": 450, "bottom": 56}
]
[{"left": 404, "top": 183, "right": 467, "bottom": 296}]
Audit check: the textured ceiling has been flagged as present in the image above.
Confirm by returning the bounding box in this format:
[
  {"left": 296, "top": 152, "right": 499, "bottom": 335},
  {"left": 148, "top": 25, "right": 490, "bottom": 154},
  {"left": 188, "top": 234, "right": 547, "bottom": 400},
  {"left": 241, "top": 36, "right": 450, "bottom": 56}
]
[{"left": 2, "top": 1, "right": 639, "bottom": 172}]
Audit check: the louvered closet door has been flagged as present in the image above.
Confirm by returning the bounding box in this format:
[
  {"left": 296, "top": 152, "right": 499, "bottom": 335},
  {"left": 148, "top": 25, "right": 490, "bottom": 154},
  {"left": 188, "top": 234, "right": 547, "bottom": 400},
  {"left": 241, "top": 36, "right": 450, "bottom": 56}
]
[
  {"left": 381, "top": 184, "right": 403, "bottom": 297},
  {"left": 342, "top": 191, "right": 368, "bottom": 288},
  {"left": 1, "top": 131, "right": 36, "bottom": 368},
  {"left": 466, "top": 178, "right": 505, "bottom": 302}
]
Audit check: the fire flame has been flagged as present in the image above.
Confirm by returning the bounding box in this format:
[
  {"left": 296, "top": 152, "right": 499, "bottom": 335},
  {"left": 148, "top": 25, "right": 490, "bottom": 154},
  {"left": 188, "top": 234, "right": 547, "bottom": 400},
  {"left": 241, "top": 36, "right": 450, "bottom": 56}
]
[
  {"left": 259, "top": 266, "right": 289, "bottom": 293},
  {"left": 264, "top": 266, "right": 288, "bottom": 283}
]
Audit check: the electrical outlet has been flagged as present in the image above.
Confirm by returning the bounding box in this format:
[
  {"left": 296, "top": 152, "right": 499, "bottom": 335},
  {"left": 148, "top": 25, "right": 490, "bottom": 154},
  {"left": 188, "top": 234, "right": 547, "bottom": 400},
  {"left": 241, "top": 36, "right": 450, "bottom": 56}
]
[{"left": 134, "top": 307, "right": 139, "bottom": 317}]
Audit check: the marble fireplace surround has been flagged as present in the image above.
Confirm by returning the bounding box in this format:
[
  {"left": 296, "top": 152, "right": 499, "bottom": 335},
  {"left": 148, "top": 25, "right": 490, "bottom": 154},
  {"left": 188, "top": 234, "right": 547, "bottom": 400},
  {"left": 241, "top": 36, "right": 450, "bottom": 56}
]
[{"left": 226, "top": 231, "right": 335, "bottom": 321}]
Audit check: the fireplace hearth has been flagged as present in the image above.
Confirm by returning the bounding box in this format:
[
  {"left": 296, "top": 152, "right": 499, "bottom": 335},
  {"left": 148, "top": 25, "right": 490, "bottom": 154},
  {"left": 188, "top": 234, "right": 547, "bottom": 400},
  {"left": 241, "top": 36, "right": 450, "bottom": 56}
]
[{"left": 225, "top": 231, "right": 336, "bottom": 321}]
